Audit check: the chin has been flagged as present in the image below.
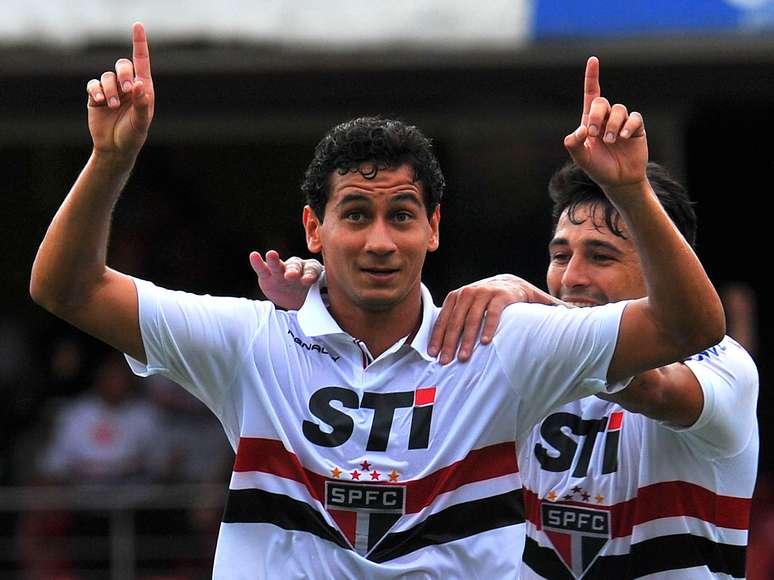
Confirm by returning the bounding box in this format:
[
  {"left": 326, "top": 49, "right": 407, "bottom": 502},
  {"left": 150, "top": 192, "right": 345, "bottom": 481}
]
[{"left": 353, "top": 289, "right": 407, "bottom": 312}]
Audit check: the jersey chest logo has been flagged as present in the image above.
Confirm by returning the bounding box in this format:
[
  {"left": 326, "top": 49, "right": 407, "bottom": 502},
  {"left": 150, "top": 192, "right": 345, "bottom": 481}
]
[
  {"left": 541, "top": 501, "right": 611, "bottom": 579},
  {"left": 535, "top": 411, "right": 623, "bottom": 477},
  {"left": 303, "top": 386, "right": 437, "bottom": 451},
  {"left": 325, "top": 480, "right": 406, "bottom": 555}
]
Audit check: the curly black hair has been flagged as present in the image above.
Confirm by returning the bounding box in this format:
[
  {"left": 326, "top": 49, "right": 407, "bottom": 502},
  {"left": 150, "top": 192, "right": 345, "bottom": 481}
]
[
  {"left": 301, "top": 117, "right": 445, "bottom": 220},
  {"left": 548, "top": 161, "right": 697, "bottom": 248}
]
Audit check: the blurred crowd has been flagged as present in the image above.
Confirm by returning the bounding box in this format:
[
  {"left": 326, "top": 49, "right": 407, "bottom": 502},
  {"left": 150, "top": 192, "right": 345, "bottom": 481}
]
[{"left": 2, "top": 339, "right": 232, "bottom": 579}]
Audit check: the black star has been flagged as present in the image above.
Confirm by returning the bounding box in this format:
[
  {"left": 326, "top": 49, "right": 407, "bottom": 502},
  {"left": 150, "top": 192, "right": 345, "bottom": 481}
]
[
  {"left": 571, "top": 485, "right": 583, "bottom": 494},
  {"left": 581, "top": 491, "right": 591, "bottom": 501},
  {"left": 563, "top": 494, "right": 574, "bottom": 501}
]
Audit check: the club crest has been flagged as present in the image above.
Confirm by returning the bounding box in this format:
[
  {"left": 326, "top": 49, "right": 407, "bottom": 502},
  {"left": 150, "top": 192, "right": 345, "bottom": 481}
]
[{"left": 541, "top": 501, "right": 611, "bottom": 578}]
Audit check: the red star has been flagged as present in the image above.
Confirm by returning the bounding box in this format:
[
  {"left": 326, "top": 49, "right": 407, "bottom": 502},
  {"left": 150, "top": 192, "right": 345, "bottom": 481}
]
[
  {"left": 388, "top": 470, "right": 400, "bottom": 482},
  {"left": 350, "top": 470, "right": 361, "bottom": 480},
  {"left": 360, "top": 460, "right": 372, "bottom": 471},
  {"left": 370, "top": 470, "right": 381, "bottom": 480}
]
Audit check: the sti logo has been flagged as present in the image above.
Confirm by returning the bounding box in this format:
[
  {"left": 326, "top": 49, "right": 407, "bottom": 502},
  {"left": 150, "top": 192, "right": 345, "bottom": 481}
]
[
  {"left": 535, "top": 411, "right": 624, "bottom": 477},
  {"left": 541, "top": 503, "right": 611, "bottom": 579},
  {"left": 303, "top": 386, "right": 437, "bottom": 450},
  {"left": 325, "top": 481, "right": 406, "bottom": 555}
]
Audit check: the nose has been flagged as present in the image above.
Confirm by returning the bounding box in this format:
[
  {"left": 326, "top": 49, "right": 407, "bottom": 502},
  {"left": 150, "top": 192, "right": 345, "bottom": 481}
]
[
  {"left": 562, "top": 255, "right": 592, "bottom": 289},
  {"left": 364, "top": 217, "right": 397, "bottom": 256}
]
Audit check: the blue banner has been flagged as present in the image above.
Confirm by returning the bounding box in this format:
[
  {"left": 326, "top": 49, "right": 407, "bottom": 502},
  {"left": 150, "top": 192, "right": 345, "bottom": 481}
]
[{"left": 534, "top": 0, "right": 774, "bottom": 39}]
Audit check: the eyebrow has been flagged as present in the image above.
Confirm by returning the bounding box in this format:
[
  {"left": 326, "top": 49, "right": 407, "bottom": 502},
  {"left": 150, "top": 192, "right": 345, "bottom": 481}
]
[
  {"left": 335, "top": 191, "right": 423, "bottom": 210},
  {"left": 548, "top": 237, "right": 624, "bottom": 255}
]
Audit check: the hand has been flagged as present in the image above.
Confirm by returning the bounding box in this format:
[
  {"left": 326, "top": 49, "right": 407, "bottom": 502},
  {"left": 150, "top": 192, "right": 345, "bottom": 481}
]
[
  {"left": 86, "top": 22, "right": 154, "bottom": 161},
  {"left": 250, "top": 250, "right": 322, "bottom": 310},
  {"left": 564, "top": 57, "right": 647, "bottom": 194},
  {"left": 428, "top": 275, "right": 561, "bottom": 364}
]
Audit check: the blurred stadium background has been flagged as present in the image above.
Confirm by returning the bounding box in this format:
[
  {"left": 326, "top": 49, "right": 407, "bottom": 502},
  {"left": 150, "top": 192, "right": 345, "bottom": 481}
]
[{"left": 1, "top": 1, "right": 773, "bottom": 578}]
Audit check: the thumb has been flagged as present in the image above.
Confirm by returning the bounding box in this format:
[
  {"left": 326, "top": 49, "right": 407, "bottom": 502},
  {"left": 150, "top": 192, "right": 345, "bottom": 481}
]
[{"left": 564, "top": 125, "right": 590, "bottom": 166}]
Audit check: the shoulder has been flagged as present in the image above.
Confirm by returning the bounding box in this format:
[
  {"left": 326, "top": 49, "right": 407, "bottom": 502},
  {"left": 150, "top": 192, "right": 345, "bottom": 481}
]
[
  {"left": 494, "top": 301, "right": 628, "bottom": 348},
  {"left": 135, "top": 277, "right": 273, "bottom": 315},
  {"left": 685, "top": 336, "right": 758, "bottom": 396},
  {"left": 134, "top": 276, "right": 281, "bottom": 337},
  {"left": 670, "top": 336, "right": 759, "bottom": 458},
  {"left": 499, "top": 301, "right": 628, "bottom": 325}
]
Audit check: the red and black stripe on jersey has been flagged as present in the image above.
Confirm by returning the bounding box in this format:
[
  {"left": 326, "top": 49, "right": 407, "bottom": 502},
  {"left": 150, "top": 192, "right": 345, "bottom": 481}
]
[
  {"left": 522, "top": 483, "right": 751, "bottom": 578},
  {"left": 223, "top": 437, "right": 525, "bottom": 561}
]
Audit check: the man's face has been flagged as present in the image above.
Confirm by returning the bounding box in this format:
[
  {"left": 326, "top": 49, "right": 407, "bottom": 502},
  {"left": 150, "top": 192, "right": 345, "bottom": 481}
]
[
  {"left": 303, "top": 163, "right": 440, "bottom": 313},
  {"left": 546, "top": 203, "right": 647, "bottom": 305}
]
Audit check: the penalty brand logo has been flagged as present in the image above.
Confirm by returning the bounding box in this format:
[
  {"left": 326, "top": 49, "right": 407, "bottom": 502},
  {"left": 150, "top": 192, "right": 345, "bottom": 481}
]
[
  {"left": 303, "top": 386, "right": 437, "bottom": 450},
  {"left": 287, "top": 329, "right": 341, "bottom": 362}
]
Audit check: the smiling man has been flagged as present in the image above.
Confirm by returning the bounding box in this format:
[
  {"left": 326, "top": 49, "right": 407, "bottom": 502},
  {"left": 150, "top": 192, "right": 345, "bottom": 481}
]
[
  {"left": 263, "top": 162, "right": 759, "bottom": 579},
  {"left": 30, "top": 24, "right": 725, "bottom": 579}
]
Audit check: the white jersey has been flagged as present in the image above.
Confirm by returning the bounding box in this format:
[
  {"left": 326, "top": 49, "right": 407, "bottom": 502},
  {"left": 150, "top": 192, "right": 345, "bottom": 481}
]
[
  {"left": 127, "top": 278, "right": 629, "bottom": 579},
  {"left": 519, "top": 336, "right": 759, "bottom": 579}
]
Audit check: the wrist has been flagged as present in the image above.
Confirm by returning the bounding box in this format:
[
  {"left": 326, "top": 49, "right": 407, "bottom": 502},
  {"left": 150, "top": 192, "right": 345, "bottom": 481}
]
[
  {"left": 601, "top": 178, "right": 650, "bottom": 201},
  {"left": 89, "top": 149, "right": 138, "bottom": 175}
]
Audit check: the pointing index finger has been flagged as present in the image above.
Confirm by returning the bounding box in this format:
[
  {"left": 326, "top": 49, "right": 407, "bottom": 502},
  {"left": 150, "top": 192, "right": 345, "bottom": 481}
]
[
  {"left": 581, "top": 56, "right": 600, "bottom": 128},
  {"left": 132, "top": 22, "right": 152, "bottom": 81}
]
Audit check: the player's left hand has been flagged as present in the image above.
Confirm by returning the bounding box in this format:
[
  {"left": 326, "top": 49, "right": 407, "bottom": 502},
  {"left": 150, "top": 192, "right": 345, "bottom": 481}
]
[
  {"left": 250, "top": 250, "right": 321, "bottom": 310},
  {"left": 564, "top": 57, "right": 648, "bottom": 195},
  {"left": 428, "top": 275, "right": 561, "bottom": 365}
]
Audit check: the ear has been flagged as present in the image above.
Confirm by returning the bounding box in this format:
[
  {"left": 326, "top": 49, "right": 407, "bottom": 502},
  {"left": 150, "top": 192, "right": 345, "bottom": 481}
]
[
  {"left": 303, "top": 205, "right": 323, "bottom": 253},
  {"left": 427, "top": 205, "right": 441, "bottom": 252}
]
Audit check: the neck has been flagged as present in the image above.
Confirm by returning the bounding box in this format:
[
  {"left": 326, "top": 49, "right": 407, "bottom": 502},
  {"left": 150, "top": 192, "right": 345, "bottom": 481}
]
[{"left": 327, "top": 287, "right": 423, "bottom": 359}]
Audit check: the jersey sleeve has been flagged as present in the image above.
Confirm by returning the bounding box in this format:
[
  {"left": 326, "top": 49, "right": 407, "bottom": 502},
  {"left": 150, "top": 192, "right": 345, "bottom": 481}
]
[
  {"left": 125, "top": 277, "right": 273, "bottom": 418},
  {"left": 663, "top": 336, "right": 759, "bottom": 459},
  {"left": 493, "top": 301, "right": 630, "bottom": 439}
]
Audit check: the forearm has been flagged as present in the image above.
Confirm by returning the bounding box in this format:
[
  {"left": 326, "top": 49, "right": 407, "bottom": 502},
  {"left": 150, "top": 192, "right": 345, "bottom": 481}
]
[
  {"left": 608, "top": 180, "right": 725, "bottom": 352},
  {"left": 599, "top": 364, "right": 703, "bottom": 426},
  {"left": 30, "top": 151, "right": 135, "bottom": 312}
]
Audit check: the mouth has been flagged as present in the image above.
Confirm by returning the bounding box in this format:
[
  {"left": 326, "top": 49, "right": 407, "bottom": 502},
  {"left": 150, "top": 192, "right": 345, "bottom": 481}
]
[
  {"left": 360, "top": 267, "right": 400, "bottom": 281},
  {"left": 561, "top": 296, "right": 602, "bottom": 307}
]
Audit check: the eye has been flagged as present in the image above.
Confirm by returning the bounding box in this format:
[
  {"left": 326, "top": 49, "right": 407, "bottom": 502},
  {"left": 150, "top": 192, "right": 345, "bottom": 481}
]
[
  {"left": 592, "top": 254, "right": 614, "bottom": 264},
  {"left": 393, "top": 211, "right": 414, "bottom": 223},
  {"left": 345, "top": 211, "right": 366, "bottom": 223},
  {"left": 551, "top": 253, "right": 570, "bottom": 264}
]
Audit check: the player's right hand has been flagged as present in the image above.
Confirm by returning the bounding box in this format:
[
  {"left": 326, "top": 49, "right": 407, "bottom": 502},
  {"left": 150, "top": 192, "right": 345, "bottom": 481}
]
[
  {"left": 86, "top": 22, "right": 154, "bottom": 160},
  {"left": 251, "top": 250, "right": 322, "bottom": 310},
  {"left": 564, "top": 57, "right": 647, "bottom": 195}
]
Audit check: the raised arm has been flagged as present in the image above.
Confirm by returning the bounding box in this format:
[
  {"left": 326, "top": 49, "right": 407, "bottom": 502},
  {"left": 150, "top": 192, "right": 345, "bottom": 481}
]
[
  {"left": 30, "top": 23, "right": 154, "bottom": 362},
  {"left": 570, "top": 58, "right": 724, "bottom": 382}
]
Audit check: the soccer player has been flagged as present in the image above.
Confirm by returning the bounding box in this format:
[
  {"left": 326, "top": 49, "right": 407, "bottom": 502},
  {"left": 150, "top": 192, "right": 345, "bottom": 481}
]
[
  {"left": 423, "top": 69, "right": 759, "bottom": 577},
  {"left": 265, "top": 62, "right": 759, "bottom": 579},
  {"left": 31, "top": 24, "right": 724, "bottom": 579}
]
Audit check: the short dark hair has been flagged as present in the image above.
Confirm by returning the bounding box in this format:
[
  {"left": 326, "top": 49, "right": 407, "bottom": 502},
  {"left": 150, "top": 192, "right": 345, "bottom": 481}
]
[
  {"left": 548, "top": 161, "right": 697, "bottom": 247},
  {"left": 301, "top": 117, "right": 445, "bottom": 220}
]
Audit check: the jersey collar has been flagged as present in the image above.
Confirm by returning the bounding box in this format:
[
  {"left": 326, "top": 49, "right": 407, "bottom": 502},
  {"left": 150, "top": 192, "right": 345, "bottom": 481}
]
[{"left": 297, "top": 275, "right": 439, "bottom": 362}]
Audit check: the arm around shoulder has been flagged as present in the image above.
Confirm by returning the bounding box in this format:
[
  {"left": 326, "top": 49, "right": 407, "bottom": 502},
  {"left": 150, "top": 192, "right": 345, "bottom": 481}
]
[
  {"left": 603, "top": 338, "right": 758, "bottom": 457},
  {"left": 599, "top": 364, "right": 703, "bottom": 426}
]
